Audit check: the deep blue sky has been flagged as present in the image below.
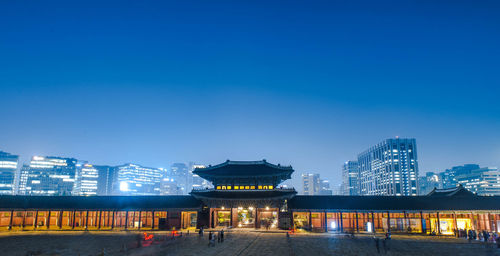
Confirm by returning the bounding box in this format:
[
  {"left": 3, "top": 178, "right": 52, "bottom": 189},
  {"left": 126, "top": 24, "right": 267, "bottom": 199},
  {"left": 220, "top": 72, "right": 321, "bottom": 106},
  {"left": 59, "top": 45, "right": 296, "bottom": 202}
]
[{"left": 1, "top": 1, "right": 499, "bottom": 188}]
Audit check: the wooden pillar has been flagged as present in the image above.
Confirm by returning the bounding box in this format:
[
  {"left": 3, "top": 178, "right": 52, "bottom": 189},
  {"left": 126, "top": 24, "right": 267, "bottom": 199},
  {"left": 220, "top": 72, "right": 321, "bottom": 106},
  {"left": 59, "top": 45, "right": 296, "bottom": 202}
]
[
  {"left": 98, "top": 210, "right": 102, "bottom": 229},
  {"left": 386, "top": 211, "right": 390, "bottom": 232},
  {"left": 152, "top": 210, "right": 155, "bottom": 229},
  {"left": 209, "top": 209, "right": 212, "bottom": 229},
  {"left": 132, "top": 211, "right": 136, "bottom": 229},
  {"left": 371, "top": 211, "right": 375, "bottom": 233},
  {"left": 58, "top": 211, "right": 63, "bottom": 229},
  {"left": 308, "top": 211, "right": 312, "bottom": 230},
  {"left": 111, "top": 211, "right": 115, "bottom": 229},
  {"left": 72, "top": 210, "right": 76, "bottom": 229},
  {"left": 339, "top": 211, "right": 344, "bottom": 232},
  {"left": 255, "top": 208, "right": 259, "bottom": 229},
  {"left": 324, "top": 211, "right": 328, "bottom": 232},
  {"left": 46, "top": 210, "right": 51, "bottom": 229},
  {"left": 94, "top": 211, "right": 98, "bottom": 227},
  {"left": 291, "top": 210, "right": 294, "bottom": 229},
  {"left": 355, "top": 211, "right": 359, "bottom": 232},
  {"left": 420, "top": 211, "right": 425, "bottom": 234},
  {"left": 8, "top": 210, "right": 14, "bottom": 230},
  {"left": 22, "top": 211, "right": 26, "bottom": 230},
  {"left": 230, "top": 208, "right": 233, "bottom": 227},
  {"left": 85, "top": 210, "right": 90, "bottom": 230},
  {"left": 138, "top": 211, "right": 142, "bottom": 230},
  {"left": 403, "top": 211, "right": 407, "bottom": 231},
  {"left": 34, "top": 210, "right": 39, "bottom": 229},
  {"left": 453, "top": 212, "right": 458, "bottom": 236},
  {"left": 124, "top": 211, "right": 129, "bottom": 230},
  {"left": 436, "top": 212, "right": 441, "bottom": 235}
]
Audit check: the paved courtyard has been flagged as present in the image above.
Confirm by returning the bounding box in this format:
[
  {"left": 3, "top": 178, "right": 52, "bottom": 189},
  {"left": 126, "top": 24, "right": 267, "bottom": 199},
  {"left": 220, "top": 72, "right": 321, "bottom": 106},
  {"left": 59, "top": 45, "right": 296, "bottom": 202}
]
[{"left": 0, "top": 230, "right": 499, "bottom": 256}]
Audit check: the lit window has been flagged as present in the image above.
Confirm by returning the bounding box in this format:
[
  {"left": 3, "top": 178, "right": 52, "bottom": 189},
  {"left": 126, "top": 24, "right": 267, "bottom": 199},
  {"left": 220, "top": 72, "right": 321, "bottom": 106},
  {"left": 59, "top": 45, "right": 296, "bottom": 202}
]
[
  {"left": 222, "top": 186, "right": 226, "bottom": 190},
  {"left": 245, "top": 186, "right": 250, "bottom": 190},
  {"left": 240, "top": 186, "right": 244, "bottom": 189},
  {"left": 269, "top": 185, "right": 273, "bottom": 189},
  {"left": 234, "top": 186, "right": 239, "bottom": 190},
  {"left": 250, "top": 186, "right": 255, "bottom": 189},
  {"left": 263, "top": 186, "right": 268, "bottom": 189},
  {"left": 216, "top": 186, "right": 221, "bottom": 190},
  {"left": 258, "top": 185, "right": 262, "bottom": 189},
  {"left": 227, "top": 186, "right": 232, "bottom": 190}
]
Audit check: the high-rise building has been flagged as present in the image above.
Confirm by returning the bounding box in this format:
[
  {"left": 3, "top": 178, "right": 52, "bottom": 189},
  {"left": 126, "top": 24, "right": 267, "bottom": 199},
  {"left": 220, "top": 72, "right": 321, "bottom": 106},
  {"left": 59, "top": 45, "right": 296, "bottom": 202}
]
[
  {"left": 440, "top": 164, "right": 480, "bottom": 189},
  {"left": 74, "top": 163, "right": 99, "bottom": 196},
  {"left": 94, "top": 165, "right": 117, "bottom": 195},
  {"left": 18, "top": 156, "right": 78, "bottom": 195},
  {"left": 188, "top": 163, "right": 210, "bottom": 190},
  {"left": 341, "top": 161, "right": 359, "bottom": 195},
  {"left": 0, "top": 151, "right": 19, "bottom": 195},
  {"left": 160, "top": 176, "right": 180, "bottom": 195},
  {"left": 418, "top": 172, "right": 442, "bottom": 195},
  {"left": 302, "top": 173, "right": 320, "bottom": 195},
  {"left": 319, "top": 179, "right": 333, "bottom": 195},
  {"left": 358, "top": 138, "right": 419, "bottom": 196},
  {"left": 456, "top": 167, "right": 500, "bottom": 196},
  {"left": 114, "top": 163, "right": 162, "bottom": 195},
  {"left": 169, "top": 163, "right": 189, "bottom": 195}
]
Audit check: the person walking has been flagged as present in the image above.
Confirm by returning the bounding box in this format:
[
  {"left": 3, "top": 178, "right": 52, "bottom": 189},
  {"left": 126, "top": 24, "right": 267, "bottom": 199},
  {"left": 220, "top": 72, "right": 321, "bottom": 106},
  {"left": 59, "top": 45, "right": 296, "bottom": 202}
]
[
  {"left": 208, "top": 231, "right": 213, "bottom": 247},
  {"left": 221, "top": 229, "right": 224, "bottom": 243},
  {"left": 217, "top": 231, "right": 221, "bottom": 243},
  {"left": 373, "top": 237, "right": 380, "bottom": 254}
]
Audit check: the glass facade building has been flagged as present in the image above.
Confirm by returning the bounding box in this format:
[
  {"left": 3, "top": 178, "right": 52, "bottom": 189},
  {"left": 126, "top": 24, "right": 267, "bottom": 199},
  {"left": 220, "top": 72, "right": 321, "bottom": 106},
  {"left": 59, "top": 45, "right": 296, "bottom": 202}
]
[
  {"left": 114, "top": 163, "right": 162, "bottom": 195},
  {"left": 75, "top": 163, "right": 99, "bottom": 196},
  {"left": 0, "top": 151, "right": 19, "bottom": 195},
  {"left": 169, "top": 163, "right": 189, "bottom": 195},
  {"left": 18, "top": 156, "right": 78, "bottom": 196},
  {"left": 358, "top": 138, "right": 419, "bottom": 196},
  {"left": 302, "top": 173, "right": 320, "bottom": 195},
  {"left": 341, "top": 160, "right": 359, "bottom": 195},
  {"left": 456, "top": 167, "right": 500, "bottom": 196}
]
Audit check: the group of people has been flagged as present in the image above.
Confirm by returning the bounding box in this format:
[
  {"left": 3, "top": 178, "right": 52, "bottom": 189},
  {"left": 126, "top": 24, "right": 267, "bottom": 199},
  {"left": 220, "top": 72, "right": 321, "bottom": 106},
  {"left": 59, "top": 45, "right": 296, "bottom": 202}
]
[
  {"left": 373, "top": 231, "right": 391, "bottom": 254},
  {"left": 202, "top": 228, "right": 225, "bottom": 247},
  {"left": 454, "top": 228, "right": 500, "bottom": 246}
]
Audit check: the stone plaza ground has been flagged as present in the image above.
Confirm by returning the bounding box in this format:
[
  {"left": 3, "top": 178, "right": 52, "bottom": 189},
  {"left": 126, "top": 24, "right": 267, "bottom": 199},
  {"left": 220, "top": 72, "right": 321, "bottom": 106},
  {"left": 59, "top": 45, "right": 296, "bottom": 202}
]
[{"left": 0, "top": 230, "right": 499, "bottom": 256}]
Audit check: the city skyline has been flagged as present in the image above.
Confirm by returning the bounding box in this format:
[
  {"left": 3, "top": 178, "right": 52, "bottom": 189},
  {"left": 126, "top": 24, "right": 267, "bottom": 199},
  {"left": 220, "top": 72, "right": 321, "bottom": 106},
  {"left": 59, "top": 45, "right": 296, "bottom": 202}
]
[{"left": 1, "top": 1, "right": 500, "bottom": 187}]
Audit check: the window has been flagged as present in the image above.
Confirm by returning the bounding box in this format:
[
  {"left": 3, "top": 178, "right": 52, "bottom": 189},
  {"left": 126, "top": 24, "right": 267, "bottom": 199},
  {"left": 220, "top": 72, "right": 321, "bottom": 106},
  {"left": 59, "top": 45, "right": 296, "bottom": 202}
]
[
  {"left": 216, "top": 186, "right": 221, "bottom": 190},
  {"left": 258, "top": 185, "right": 262, "bottom": 189},
  {"left": 245, "top": 186, "right": 250, "bottom": 190},
  {"left": 269, "top": 185, "right": 273, "bottom": 189},
  {"left": 250, "top": 186, "right": 255, "bottom": 189},
  {"left": 263, "top": 186, "right": 268, "bottom": 189},
  {"left": 227, "top": 186, "right": 232, "bottom": 190},
  {"left": 222, "top": 186, "right": 226, "bottom": 190},
  {"left": 234, "top": 186, "right": 239, "bottom": 190}
]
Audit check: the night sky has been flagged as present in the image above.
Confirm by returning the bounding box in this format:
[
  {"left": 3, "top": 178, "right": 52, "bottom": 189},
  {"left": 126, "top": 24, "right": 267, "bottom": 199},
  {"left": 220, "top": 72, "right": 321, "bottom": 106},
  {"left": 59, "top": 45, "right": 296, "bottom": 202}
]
[{"left": 1, "top": 1, "right": 499, "bottom": 187}]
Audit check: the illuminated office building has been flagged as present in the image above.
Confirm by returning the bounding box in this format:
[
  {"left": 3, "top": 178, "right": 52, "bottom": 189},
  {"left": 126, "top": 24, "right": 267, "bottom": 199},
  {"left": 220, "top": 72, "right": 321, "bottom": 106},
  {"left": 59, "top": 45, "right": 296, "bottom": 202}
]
[
  {"left": 169, "top": 163, "right": 189, "bottom": 195},
  {"left": 358, "top": 138, "right": 419, "bottom": 196},
  {"left": 18, "top": 156, "right": 78, "bottom": 196},
  {"left": 94, "top": 165, "right": 117, "bottom": 195},
  {"left": 114, "top": 163, "right": 162, "bottom": 195},
  {"left": 0, "top": 151, "right": 19, "bottom": 195},
  {"left": 342, "top": 161, "right": 359, "bottom": 195},
  {"left": 456, "top": 167, "right": 500, "bottom": 196},
  {"left": 302, "top": 173, "right": 320, "bottom": 195},
  {"left": 188, "top": 163, "right": 210, "bottom": 190},
  {"left": 75, "top": 163, "right": 99, "bottom": 196}
]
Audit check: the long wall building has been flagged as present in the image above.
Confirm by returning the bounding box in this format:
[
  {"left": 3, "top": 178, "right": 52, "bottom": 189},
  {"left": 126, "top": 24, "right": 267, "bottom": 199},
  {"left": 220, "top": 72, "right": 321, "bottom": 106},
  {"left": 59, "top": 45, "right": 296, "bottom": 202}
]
[{"left": 0, "top": 160, "right": 499, "bottom": 235}]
